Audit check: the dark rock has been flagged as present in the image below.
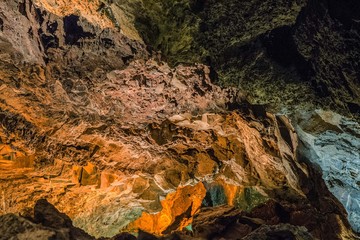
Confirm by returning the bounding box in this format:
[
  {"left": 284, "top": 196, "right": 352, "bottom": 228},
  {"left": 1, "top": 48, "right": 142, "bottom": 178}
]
[
  {"left": 0, "top": 213, "right": 56, "bottom": 240},
  {"left": 34, "top": 199, "right": 73, "bottom": 228},
  {"left": 0, "top": 200, "right": 95, "bottom": 240},
  {"left": 243, "top": 224, "right": 314, "bottom": 240},
  {"left": 110, "top": 232, "right": 137, "bottom": 240},
  {"left": 33, "top": 199, "right": 95, "bottom": 240}
]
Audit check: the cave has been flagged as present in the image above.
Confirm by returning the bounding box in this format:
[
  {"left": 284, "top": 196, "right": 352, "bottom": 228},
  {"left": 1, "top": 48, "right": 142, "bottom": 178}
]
[{"left": 0, "top": 0, "right": 359, "bottom": 239}]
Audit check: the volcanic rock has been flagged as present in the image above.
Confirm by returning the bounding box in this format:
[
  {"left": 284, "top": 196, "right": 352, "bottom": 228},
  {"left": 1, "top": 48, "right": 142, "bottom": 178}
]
[{"left": 0, "top": 1, "right": 359, "bottom": 240}]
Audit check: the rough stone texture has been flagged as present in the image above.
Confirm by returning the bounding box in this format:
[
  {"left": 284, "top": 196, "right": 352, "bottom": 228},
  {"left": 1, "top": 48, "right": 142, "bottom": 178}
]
[
  {"left": 0, "top": 199, "right": 94, "bottom": 240},
  {"left": 242, "top": 224, "right": 314, "bottom": 240},
  {"left": 111, "top": 0, "right": 360, "bottom": 234},
  {"left": 0, "top": 58, "right": 239, "bottom": 237},
  {"left": 0, "top": 56, "right": 355, "bottom": 238},
  {"left": 183, "top": 203, "right": 316, "bottom": 240},
  {"left": 296, "top": 110, "right": 360, "bottom": 232},
  {"left": 120, "top": 0, "right": 360, "bottom": 116},
  {"left": 0, "top": 0, "right": 359, "bottom": 239},
  {"left": 294, "top": 0, "right": 360, "bottom": 115},
  {"left": 0, "top": 198, "right": 352, "bottom": 240},
  {"left": 0, "top": 0, "right": 147, "bottom": 73}
]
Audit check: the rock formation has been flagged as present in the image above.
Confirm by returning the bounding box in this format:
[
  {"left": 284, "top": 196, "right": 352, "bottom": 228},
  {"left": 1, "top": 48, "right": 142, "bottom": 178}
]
[
  {"left": 0, "top": 199, "right": 94, "bottom": 240},
  {"left": 0, "top": 0, "right": 359, "bottom": 239},
  {"left": 126, "top": 0, "right": 360, "bottom": 116},
  {"left": 296, "top": 110, "right": 360, "bottom": 233}
]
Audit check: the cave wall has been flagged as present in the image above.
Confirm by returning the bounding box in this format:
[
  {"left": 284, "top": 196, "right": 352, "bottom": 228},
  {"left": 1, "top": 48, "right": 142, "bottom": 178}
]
[
  {"left": 0, "top": 0, "right": 360, "bottom": 239},
  {"left": 125, "top": 0, "right": 360, "bottom": 116}
]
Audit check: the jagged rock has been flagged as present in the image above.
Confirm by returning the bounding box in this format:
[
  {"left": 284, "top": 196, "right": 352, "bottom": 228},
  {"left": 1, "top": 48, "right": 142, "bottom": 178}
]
[
  {"left": 296, "top": 110, "right": 360, "bottom": 232},
  {"left": 242, "top": 224, "right": 314, "bottom": 240},
  {"left": 34, "top": 199, "right": 95, "bottom": 240},
  {"left": 0, "top": 0, "right": 358, "bottom": 239},
  {"left": 113, "top": 0, "right": 360, "bottom": 116},
  {"left": 0, "top": 55, "right": 355, "bottom": 238},
  {"left": 0, "top": 199, "right": 94, "bottom": 240},
  {"left": 0, "top": 213, "right": 57, "bottom": 240},
  {"left": 0, "top": 0, "right": 147, "bottom": 75}
]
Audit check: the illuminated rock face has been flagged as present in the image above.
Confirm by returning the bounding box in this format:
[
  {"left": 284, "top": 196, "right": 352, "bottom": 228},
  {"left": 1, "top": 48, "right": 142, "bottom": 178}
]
[
  {"left": 0, "top": 0, "right": 358, "bottom": 239},
  {"left": 0, "top": 61, "right": 354, "bottom": 238},
  {"left": 297, "top": 110, "right": 360, "bottom": 232},
  {"left": 127, "top": 182, "right": 206, "bottom": 235}
]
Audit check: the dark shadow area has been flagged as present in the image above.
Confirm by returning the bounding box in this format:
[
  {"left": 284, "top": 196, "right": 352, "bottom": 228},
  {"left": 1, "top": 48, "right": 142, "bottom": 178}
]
[
  {"left": 18, "top": 0, "right": 27, "bottom": 17},
  {"left": 64, "top": 15, "right": 95, "bottom": 45},
  {"left": 0, "top": 18, "right": 3, "bottom": 31},
  {"left": 328, "top": 0, "right": 360, "bottom": 29},
  {"left": 261, "top": 26, "right": 312, "bottom": 82}
]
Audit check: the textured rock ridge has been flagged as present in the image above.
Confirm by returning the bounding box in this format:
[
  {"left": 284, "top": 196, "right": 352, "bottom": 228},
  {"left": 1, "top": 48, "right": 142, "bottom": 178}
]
[
  {"left": 296, "top": 110, "right": 360, "bottom": 232},
  {"left": 0, "top": 0, "right": 147, "bottom": 73},
  {"left": 0, "top": 56, "right": 355, "bottom": 238}
]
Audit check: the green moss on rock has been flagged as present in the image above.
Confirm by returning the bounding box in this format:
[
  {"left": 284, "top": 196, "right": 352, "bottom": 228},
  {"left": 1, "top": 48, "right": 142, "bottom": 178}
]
[{"left": 235, "top": 187, "right": 268, "bottom": 212}]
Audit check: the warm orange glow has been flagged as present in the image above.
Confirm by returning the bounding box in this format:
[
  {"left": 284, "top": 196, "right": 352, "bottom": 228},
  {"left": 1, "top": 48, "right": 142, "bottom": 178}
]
[
  {"left": 0, "top": 144, "right": 34, "bottom": 168},
  {"left": 126, "top": 182, "right": 206, "bottom": 236},
  {"left": 72, "top": 162, "right": 99, "bottom": 186},
  {"left": 34, "top": 0, "right": 112, "bottom": 28},
  {"left": 216, "top": 178, "right": 241, "bottom": 206}
]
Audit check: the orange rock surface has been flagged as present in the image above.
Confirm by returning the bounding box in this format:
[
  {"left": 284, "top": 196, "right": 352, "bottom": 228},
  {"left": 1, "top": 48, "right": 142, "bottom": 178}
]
[
  {"left": 126, "top": 182, "right": 206, "bottom": 236},
  {"left": 34, "top": 0, "right": 113, "bottom": 28}
]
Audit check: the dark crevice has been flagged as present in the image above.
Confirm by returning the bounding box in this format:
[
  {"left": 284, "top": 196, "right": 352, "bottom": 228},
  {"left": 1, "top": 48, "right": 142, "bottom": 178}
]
[
  {"left": 39, "top": 32, "right": 59, "bottom": 50},
  {"left": 121, "top": 55, "right": 133, "bottom": 65},
  {"left": 149, "top": 121, "right": 176, "bottom": 145},
  {"left": 275, "top": 203, "right": 290, "bottom": 223},
  {"left": 162, "top": 203, "right": 193, "bottom": 235},
  {"left": 89, "top": 145, "right": 100, "bottom": 158},
  {"left": 63, "top": 15, "right": 95, "bottom": 45},
  {"left": 47, "top": 21, "right": 58, "bottom": 34},
  {"left": 35, "top": 8, "right": 44, "bottom": 25},
  {"left": 276, "top": 115, "right": 293, "bottom": 152},
  {"left": 191, "top": 0, "right": 207, "bottom": 13},
  {"left": 206, "top": 148, "right": 222, "bottom": 168},
  {"left": 347, "top": 102, "right": 360, "bottom": 114},
  {"left": 202, "top": 184, "right": 227, "bottom": 207},
  {"left": 134, "top": 15, "right": 160, "bottom": 48},
  {"left": 18, "top": 1, "right": 27, "bottom": 17},
  {"left": 328, "top": 0, "right": 360, "bottom": 29},
  {"left": 100, "top": 37, "right": 115, "bottom": 48}
]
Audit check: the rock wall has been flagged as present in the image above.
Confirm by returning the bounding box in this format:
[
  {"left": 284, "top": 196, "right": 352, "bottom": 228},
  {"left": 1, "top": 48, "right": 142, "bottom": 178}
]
[
  {"left": 0, "top": 0, "right": 359, "bottom": 239},
  {"left": 296, "top": 110, "right": 360, "bottom": 232},
  {"left": 0, "top": 54, "right": 355, "bottom": 238},
  {"left": 122, "top": 0, "right": 360, "bottom": 116}
]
